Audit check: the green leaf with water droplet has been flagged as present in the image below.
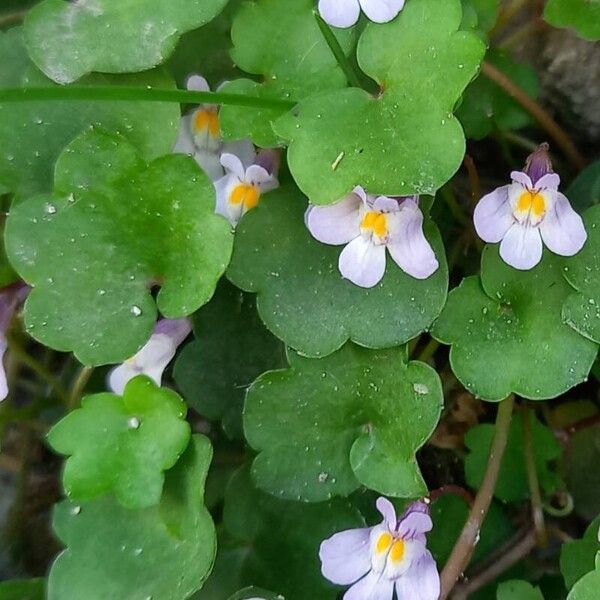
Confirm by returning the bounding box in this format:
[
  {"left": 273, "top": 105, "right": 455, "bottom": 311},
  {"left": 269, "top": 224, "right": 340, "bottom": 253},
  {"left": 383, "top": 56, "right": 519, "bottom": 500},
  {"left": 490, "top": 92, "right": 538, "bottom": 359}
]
[
  {"left": 222, "top": 466, "right": 364, "bottom": 600},
  {"left": 496, "top": 580, "right": 545, "bottom": 600},
  {"left": 218, "top": 0, "right": 355, "bottom": 148},
  {"left": 465, "top": 412, "right": 562, "bottom": 502},
  {"left": 48, "top": 434, "right": 216, "bottom": 600},
  {"left": 227, "top": 185, "right": 448, "bottom": 358},
  {"left": 244, "top": 343, "right": 443, "bottom": 502},
  {"left": 432, "top": 246, "right": 598, "bottom": 401},
  {"left": 544, "top": 0, "right": 600, "bottom": 41},
  {"left": 23, "top": 0, "right": 229, "bottom": 83},
  {"left": 228, "top": 587, "right": 281, "bottom": 600},
  {"left": 563, "top": 206, "right": 600, "bottom": 344},
  {"left": 0, "top": 28, "right": 180, "bottom": 198},
  {"left": 5, "top": 128, "right": 233, "bottom": 365},
  {"left": 48, "top": 376, "right": 190, "bottom": 508},
  {"left": 173, "top": 279, "right": 286, "bottom": 439},
  {"left": 275, "top": 0, "right": 485, "bottom": 204},
  {"left": 457, "top": 50, "right": 539, "bottom": 140}
]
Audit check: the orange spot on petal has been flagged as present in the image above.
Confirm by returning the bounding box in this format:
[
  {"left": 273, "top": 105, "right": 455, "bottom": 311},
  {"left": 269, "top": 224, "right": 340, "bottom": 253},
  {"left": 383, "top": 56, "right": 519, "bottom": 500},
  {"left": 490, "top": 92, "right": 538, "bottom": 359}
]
[
  {"left": 193, "top": 109, "right": 220, "bottom": 137},
  {"left": 230, "top": 183, "right": 261, "bottom": 210},
  {"left": 361, "top": 211, "right": 388, "bottom": 237}
]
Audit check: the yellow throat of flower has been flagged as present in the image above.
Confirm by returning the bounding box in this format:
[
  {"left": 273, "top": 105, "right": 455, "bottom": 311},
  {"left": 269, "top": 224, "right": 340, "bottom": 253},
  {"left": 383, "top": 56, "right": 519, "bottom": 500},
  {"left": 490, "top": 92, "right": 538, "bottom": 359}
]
[
  {"left": 516, "top": 189, "right": 546, "bottom": 218},
  {"left": 229, "top": 183, "right": 261, "bottom": 210},
  {"left": 361, "top": 211, "right": 388, "bottom": 238},
  {"left": 375, "top": 531, "right": 405, "bottom": 564},
  {"left": 193, "top": 108, "right": 220, "bottom": 138}
]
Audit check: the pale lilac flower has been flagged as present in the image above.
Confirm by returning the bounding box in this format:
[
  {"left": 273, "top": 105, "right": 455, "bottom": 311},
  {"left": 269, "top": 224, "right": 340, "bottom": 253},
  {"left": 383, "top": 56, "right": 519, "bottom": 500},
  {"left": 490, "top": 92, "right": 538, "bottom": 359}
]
[
  {"left": 108, "top": 318, "right": 192, "bottom": 395},
  {"left": 320, "top": 497, "right": 439, "bottom": 600},
  {"left": 173, "top": 74, "right": 226, "bottom": 181},
  {"left": 474, "top": 143, "right": 586, "bottom": 270},
  {"left": 318, "top": 0, "right": 405, "bottom": 28},
  {"left": 214, "top": 147, "right": 280, "bottom": 226},
  {"left": 306, "top": 186, "right": 438, "bottom": 288},
  {"left": 0, "top": 284, "right": 29, "bottom": 401}
]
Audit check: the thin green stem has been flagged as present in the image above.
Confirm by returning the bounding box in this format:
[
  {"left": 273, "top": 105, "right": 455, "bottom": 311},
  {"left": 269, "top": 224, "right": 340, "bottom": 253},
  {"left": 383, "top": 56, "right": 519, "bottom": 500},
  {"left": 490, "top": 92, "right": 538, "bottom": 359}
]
[
  {"left": 440, "top": 186, "right": 470, "bottom": 228},
  {"left": 523, "top": 403, "right": 547, "bottom": 545},
  {"left": 314, "top": 12, "right": 363, "bottom": 89},
  {"left": 439, "top": 394, "right": 515, "bottom": 600},
  {"left": 0, "top": 86, "right": 297, "bottom": 110},
  {"left": 68, "top": 365, "right": 94, "bottom": 411},
  {"left": 417, "top": 338, "right": 440, "bottom": 363}
]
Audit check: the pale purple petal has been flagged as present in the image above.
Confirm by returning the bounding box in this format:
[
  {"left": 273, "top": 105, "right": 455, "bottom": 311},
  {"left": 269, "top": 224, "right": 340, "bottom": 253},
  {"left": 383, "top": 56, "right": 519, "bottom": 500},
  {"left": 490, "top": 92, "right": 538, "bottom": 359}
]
[
  {"left": 245, "top": 165, "right": 273, "bottom": 185},
  {"left": 153, "top": 318, "right": 192, "bottom": 347},
  {"left": 344, "top": 571, "right": 394, "bottom": 600},
  {"left": 220, "top": 153, "right": 246, "bottom": 180},
  {"left": 540, "top": 192, "right": 587, "bottom": 256},
  {"left": 255, "top": 148, "right": 280, "bottom": 177},
  {"left": 372, "top": 195, "right": 400, "bottom": 213},
  {"left": 473, "top": 186, "right": 514, "bottom": 243},
  {"left": 536, "top": 173, "right": 560, "bottom": 191},
  {"left": 307, "top": 194, "right": 362, "bottom": 245},
  {"left": 0, "top": 337, "right": 8, "bottom": 401},
  {"left": 173, "top": 115, "right": 195, "bottom": 155},
  {"left": 395, "top": 551, "right": 440, "bottom": 600},
  {"left": 510, "top": 171, "right": 533, "bottom": 188},
  {"left": 319, "top": 527, "right": 372, "bottom": 585},
  {"left": 360, "top": 0, "right": 406, "bottom": 23},
  {"left": 319, "top": 0, "right": 361, "bottom": 28},
  {"left": 195, "top": 151, "right": 225, "bottom": 181},
  {"left": 214, "top": 174, "right": 240, "bottom": 225},
  {"left": 376, "top": 497, "right": 397, "bottom": 529},
  {"left": 186, "top": 74, "right": 210, "bottom": 93},
  {"left": 223, "top": 139, "right": 256, "bottom": 169},
  {"left": 397, "top": 502, "right": 432, "bottom": 539},
  {"left": 339, "top": 237, "right": 386, "bottom": 288},
  {"left": 499, "top": 223, "right": 543, "bottom": 270},
  {"left": 386, "top": 205, "right": 439, "bottom": 279},
  {"left": 353, "top": 186, "right": 369, "bottom": 205}
]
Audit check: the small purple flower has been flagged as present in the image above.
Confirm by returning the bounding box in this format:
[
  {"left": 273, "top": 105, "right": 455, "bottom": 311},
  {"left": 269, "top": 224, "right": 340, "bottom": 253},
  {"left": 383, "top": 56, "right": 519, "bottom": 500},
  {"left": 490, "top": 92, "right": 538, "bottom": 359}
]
[
  {"left": 214, "top": 146, "right": 280, "bottom": 227},
  {"left": 0, "top": 283, "right": 29, "bottom": 401},
  {"left": 473, "top": 143, "right": 586, "bottom": 270},
  {"left": 107, "top": 318, "right": 192, "bottom": 395},
  {"left": 318, "top": 0, "right": 406, "bottom": 28},
  {"left": 306, "top": 186, "right": 439, "bottom": 288},
  {"left": 320, "top": 497, "right": 440, "bottom": 600}
]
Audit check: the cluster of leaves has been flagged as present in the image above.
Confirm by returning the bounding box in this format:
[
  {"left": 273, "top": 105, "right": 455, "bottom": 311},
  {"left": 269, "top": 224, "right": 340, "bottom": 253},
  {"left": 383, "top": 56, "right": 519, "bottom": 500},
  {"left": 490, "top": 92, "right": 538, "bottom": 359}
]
[{"left": 0, "top": 0, "right": 599, "bottom": 599}]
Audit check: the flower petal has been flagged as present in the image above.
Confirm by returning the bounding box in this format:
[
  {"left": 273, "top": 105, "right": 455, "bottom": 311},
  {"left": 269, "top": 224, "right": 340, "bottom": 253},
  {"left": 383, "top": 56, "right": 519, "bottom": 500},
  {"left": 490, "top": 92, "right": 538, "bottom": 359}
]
[
  {"left": 353, "top": 186, "right": 368, "bottom": 205},
  {"left": 338, "top": 236, "right": 387, "bottom": 288},
  {"left": 319, "top": 0, "right": 361, "bottom": 28},
  {"left": 397, "top": 502, "right": 432, "bottom": 539},
  {"left": 376, "top": 497, "right": 397, "bottom": 529},
  {"left": 359, "top": 0, "right": 406, "bottom": 23},
  {"left": 540, "top": 192, "right": 587, "bottom": 256},
  {"left": 386, "top": 203, "right": 439, "bottom": 279},
  {"left": 344, "top": 571, "right": 394, "bottom": 600},
  {"left": 186, "top": 74, "right": 210, "bottom": 93},
  {"left": 395, "top": 551, "right": 440, "bottom": 600},
  {"left": 473, "top": 185, "right": 514, "bottom": 243},
  {"left": 246, "top": 165, "right": 274, "bottom": 186},
  {"left": 307, "top": 194, "right": 362, "bottom": 245},
  {"left": 0, "top": 338, "right": 8, "bottom": 401},
  {"left": 499, "top": 223, "right": 543, "bottom": 270},
  {"left": 319, "top": 527, "right": 372, "bottom": 585},
  {"left": 195, "top": 151, "right": 225, "bottom": 181},
  {"left": 154, "top": 318, "right": 192, "bottom": 346},
  {"left": 107, "top": 363, "right": 137, "bottom": 396},
  {"left": 173, "top": 115, "right": 195, "bottom": 155},
  {"left": 223, "top": 139, "right": 256, "bottom": 169},
  {"left": 510, "top": 171, "right": 533, "bottom": 188},
  {"left": 372, "top": 195, "right": 400, "bottom": 213},
  {"left": 220, "top": 153, "right": 246, "bottom": 180},
  {"left": 214, "top": 174, "right": 241, "bottom": 225},
  {"left": 536, "top": 173, "right": 560, "bottom": 191}
]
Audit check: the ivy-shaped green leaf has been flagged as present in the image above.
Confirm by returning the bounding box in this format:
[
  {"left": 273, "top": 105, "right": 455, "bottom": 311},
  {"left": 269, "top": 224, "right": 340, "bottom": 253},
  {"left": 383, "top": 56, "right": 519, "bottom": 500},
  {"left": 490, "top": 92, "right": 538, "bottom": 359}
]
[
  {"left": 223, "top": 467, "right": 364, "bottom": 600},
  {"left": 567, "top": 560, "right": 600, "bottom": 600},
  {"left": 464, "top": 0, "right": 501, "bottom": 32},
  {"left": 244, "top": 343, "right": 443, "bottom": 502},
  {"left": 465, "top": 413, "right": 562, "bottom": 502},
  {"left": 561, "top": 516, "right": 600, "bottom": 590},
  {"left": 432, "top": 246, "right": 598, "bottom": 401},
  {"left": 173, "top": 279, "right": 286, "bottom": 438},
  {"left": 563, "top": 205, "right": 600, "bottom": 344},
  {"left": 219, "top": 0, "right": 354, "bottom": 147},
  {"left": 24, "top": 0, "right": 229, "bottom": 83},
  {"left": 457, "top": 50, "right": 539, "bottom": 140},
  {"left": 48, "top": 376, "right": 190, "bottom": 508},
  {"left": 6, "top": 129, "right": 233, "bottom": 366},
  {"left": 48, "top": 435, "right": 216, "bottom": 600},
  {"left": 228, "top": 588, "right": 281, "bottom": 600},
  {"left": 227, "top": 185, "right": 448, "bottom": 358},
  {"left": 0, "top": 27, "right": 179, "bottom": 198},
  {"left": 544, "top": 0, "right": 600, "bottom": 41},
  {"left": 497, "top": 580, "right": 544, "bottom": 600},
  {"left": 567, "top": 161, "right": 600, "bottom": 212},
  {"left": 275, "top": 0, "right": 486, "bottom": 204}
]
